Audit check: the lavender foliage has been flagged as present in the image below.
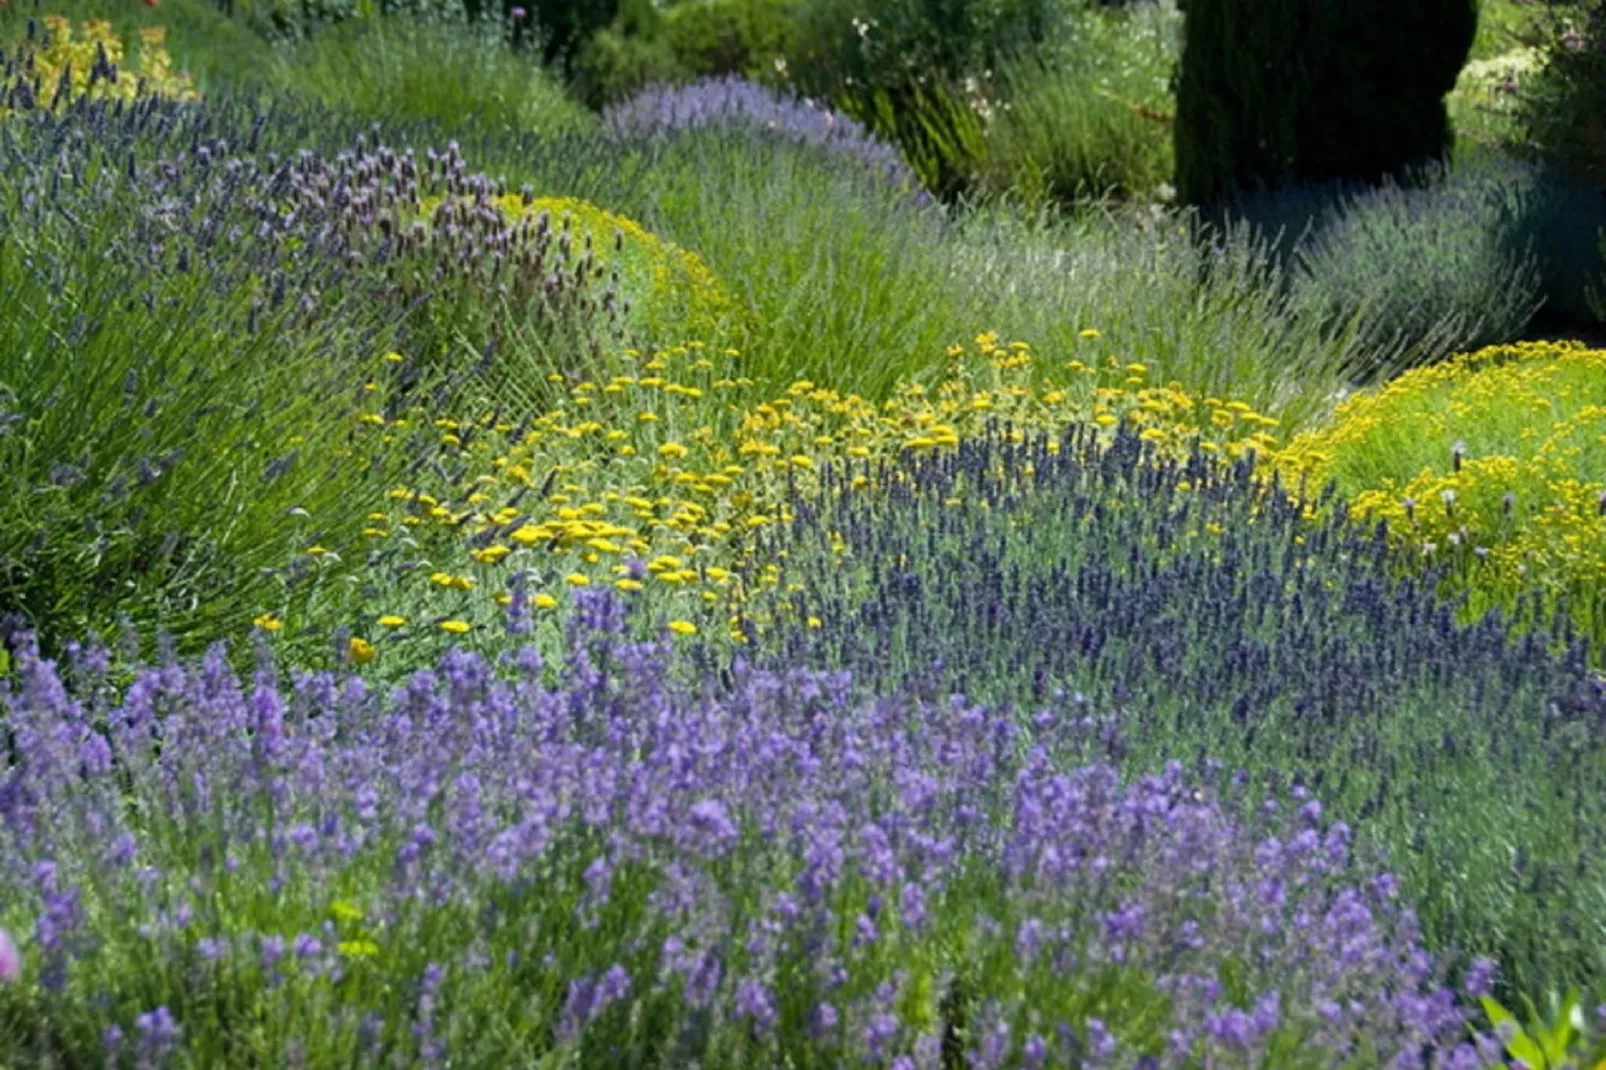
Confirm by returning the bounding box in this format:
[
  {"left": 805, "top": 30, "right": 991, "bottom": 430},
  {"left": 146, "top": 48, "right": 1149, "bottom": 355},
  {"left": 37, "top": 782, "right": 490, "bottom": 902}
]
[
  {"left": 753, "top": 421, "right": 1606, "bottom": 999},
  {"left": 0, "top": 596, "right": 1489, "bottom": 1066},
  {"left": 604, "top": 75, "right": 925, "bottom": 196},
  {"left": 0, "top": 94, "right": 630, "bottom": 658}
]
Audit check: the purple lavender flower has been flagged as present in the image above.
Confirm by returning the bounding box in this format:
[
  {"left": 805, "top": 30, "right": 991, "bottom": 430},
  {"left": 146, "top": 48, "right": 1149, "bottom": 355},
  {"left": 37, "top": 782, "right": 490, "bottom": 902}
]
[
  {"left": 0, "top": 928, "right": 19, "bottom": 983},
  {"left": 603, "top": 76, "right": 923, "bottom": 196},
  {"left": 0, "top": 587, "right": 1497, "bottom": 1063}
]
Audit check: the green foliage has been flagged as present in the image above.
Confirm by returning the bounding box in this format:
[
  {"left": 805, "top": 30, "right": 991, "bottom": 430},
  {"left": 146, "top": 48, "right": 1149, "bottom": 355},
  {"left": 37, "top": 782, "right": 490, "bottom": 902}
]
[
  {"left": 968, "top": 4, "right": 1178, "bottom": 209},
  {"left": 1173, "top": 0, "right": 1477, "bottom": 207},
  {"left": 1481, "top": 990, "right": 1606, "bottom": 1069},
  {"left": 777, "top": 0, "right": 1058, "bottom": 200},
  {"left": 1280, "top": 159, "right": 1544, "bottom": 382},
  {"left": 257, "top": 12, "right": 593, "bottom": 135},
  {"left": 0, "top": 146, "right": 422, "bottom": 660},
  {"left": 575, "top": 0, "right": 800, "bottom": 106},
  {"left": 1518, "top": 0, "right": 1606, "bottom": 190}
]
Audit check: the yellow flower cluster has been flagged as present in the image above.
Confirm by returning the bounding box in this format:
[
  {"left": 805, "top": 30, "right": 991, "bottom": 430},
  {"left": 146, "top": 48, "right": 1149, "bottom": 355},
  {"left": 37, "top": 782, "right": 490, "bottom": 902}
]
[
  {"left": 331, "top": 333, "right": 1278, "bottom": 647},
  {"left": 412, "top": 193, "right": 744, "bottom": 342},
  {"left": 3, "top": 19, "right": 199, "bottom": 112},
  {"left": 1274, "top": 340, "right": 1606, "bottom": 613}
]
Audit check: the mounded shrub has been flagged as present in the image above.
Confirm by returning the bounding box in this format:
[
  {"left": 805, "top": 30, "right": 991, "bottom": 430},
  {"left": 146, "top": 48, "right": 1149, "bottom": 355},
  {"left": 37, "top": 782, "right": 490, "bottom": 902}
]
[
  {"left": 755, "top": 420, "right": 1606, "bottom": 997},
  {"left": 411, "top": 190, "right": 747, "bottom": 348},
  {"left": 1517, "top": 0, "right": 1606, "bottom": 190},
  {"left": 1279, "top": 160, "right": 1544, "bottom": 380},
  {"left": 1274, "top": 339, "right": 1606, "bottom": 641},
  {"left": 603, "top": 76, "right": 922, "bottom": 195}
]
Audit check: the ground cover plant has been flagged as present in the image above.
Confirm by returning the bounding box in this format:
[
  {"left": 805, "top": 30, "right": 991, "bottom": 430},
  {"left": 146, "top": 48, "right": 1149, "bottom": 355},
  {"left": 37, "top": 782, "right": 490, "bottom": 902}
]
[{"left": 6, "top": 0, "right": 1606, "bottom": 1064}]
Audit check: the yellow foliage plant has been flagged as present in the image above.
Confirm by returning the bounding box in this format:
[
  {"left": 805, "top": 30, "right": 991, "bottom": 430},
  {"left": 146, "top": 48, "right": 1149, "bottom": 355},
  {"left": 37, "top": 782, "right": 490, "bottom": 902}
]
[
  {"left": 1274, "top": 340, "right": 1606, "bottom": 639},
  {"left": 3, "top": 18, "right": 199, "bottom": 112}
]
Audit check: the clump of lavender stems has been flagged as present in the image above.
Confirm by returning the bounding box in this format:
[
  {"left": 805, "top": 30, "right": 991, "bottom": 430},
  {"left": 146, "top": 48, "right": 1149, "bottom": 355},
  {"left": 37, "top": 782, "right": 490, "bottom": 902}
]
[
  {"left": 0, "top": 591, "right": 1493, "bottom": 1066},
  {"left": 604, "top": 75, "right": 927, "bottom": 199}
]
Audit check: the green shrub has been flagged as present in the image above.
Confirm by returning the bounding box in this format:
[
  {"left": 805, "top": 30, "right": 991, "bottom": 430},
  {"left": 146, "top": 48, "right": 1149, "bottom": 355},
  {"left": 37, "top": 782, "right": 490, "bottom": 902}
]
[
  {"left": 0, "top": 117, "right": 425, "bottom": 660},
  {"left": 1519, "top": 0, "right": 1606, "bottom": 189},
  {"left": 778, "top": 0, "right": 1058, "bottom": 199},
  {"left": 574, "top": 0, "right": 800, "bottom": 107},
  {"left": 259, "top": 12, "right": 593, "bottom": 135},
  {"left": 1281, "top": 159, "right": 1544, "bottom": 381},
  {"left": 972, "top": 3, "right": 1179, "bottom": 208},
  {"left": 1273, "top": 339, "right": 1606, "bottom": 648},
  {"left": 1173, "top": 0, "right": 1477, "bottom": 207}
]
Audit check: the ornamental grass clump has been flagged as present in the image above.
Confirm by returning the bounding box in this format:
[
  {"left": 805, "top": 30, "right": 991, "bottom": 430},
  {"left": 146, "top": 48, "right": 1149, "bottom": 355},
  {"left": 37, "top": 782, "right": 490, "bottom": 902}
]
[
  {"left": 753, "top": 422, "right": 1606, "bottom": 998},
  {"left": 603, "top": 76, "right": 923, "bottom": 197},
  {"left": 0, "top": 595, "right": 1493, "bottom": 1066},
  {"left": 1274, "top": 340, "right": 1606, "bottom": 647}
]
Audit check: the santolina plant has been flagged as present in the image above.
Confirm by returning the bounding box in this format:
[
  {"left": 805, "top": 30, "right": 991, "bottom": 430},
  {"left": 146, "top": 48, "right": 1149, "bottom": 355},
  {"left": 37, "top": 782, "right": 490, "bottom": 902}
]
[
  {"left": 0, "top": 593, "right": 1497, "bottom": 1067},
  {"left": 749, "top": 422, "right": 1606, "bottom": 999},
  {"left": 1274, "top": 340, "right": 1606, "bottom": 645}
]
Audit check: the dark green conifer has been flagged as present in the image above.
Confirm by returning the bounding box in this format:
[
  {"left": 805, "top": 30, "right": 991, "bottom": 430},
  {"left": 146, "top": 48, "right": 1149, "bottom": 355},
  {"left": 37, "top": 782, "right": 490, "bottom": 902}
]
[{"left": 1174, "top": 0, "right": 1478, "bottom": 207}]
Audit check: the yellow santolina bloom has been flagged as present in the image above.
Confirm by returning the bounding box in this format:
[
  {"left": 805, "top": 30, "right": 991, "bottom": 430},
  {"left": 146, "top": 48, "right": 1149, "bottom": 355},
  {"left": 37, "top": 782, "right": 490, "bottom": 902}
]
[
  {"left": 1273, "top": 340, "right": 1606, "bottom": 629},
  {"left": 337, "top": 940, "right": 380, "bottom": 959},
  {"left": 347, "top": 637, "right": 377, "bottom": 665},
  {"left": 252, "top": 614, "right": 284, "bottom": 633},
  {"left": 352, "top": 335, "right": 1277, "bottom": 637},
  {"left": 377, "top": 615, "right": 408, "bottom": 628},
  {"left": 667, "top": 620, "right": 698, "bottom": 636},
  {"left": 439, "top": 620, "right": 472, "bottom": 635}
]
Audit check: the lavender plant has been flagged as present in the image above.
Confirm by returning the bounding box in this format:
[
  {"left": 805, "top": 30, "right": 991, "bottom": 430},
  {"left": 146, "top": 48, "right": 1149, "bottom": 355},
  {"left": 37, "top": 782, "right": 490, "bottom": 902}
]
[
  {"left": 604, "top": 75, "right": 925, "bottom": 197},
  {"left": 0, "top": 96, "right": 434, "bottom": 665},
  {"left": 0, "top": 591, "right": 1495, "bottom": 1067},
  {"left": 750, "top": 423, "right": 1606, "bottom": 999},
  {"left": 0, "top": 87, "right": 632, "bottom": 664}
]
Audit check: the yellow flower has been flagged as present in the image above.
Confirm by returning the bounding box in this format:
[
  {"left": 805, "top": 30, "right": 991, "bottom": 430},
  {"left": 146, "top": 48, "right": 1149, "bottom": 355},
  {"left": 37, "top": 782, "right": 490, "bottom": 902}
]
[
  {"left": 377, "top": 615, "right": 408, "bottom": 628},
  {"left": 565, "top": 572, "right": 591, "bottom": 587},
  {"left": 1079, "top": 328, "right": 1102, "bottom": 340},
  {"left": 252, "top": 614, "right": 284, "bottom": 633},
  {"left": 383, "top": 351, "right": 404, "bottom": 363},
  {"left": 337, "top": 940, "right": 380, "bottom": 958},
  {"left": 534, "top": 593, "right": 559, "bottom": 610},
  {"left": 616, "top": 578, "right": 645, "bottom": 592},
  {"left": 658, "top": 442, "right": 689, "bottom": 460},
  {"left": 667, "top": 620, "right": 698, "bottom": 636},
  {"left": 328, "top": 900, "right": 363, "bottom": 924},
  {"left": 347, "top": 637, "right": 377, "bottom": 665},
  {"left": 439, "top": 620, "right": 472, "bottom": 635}
]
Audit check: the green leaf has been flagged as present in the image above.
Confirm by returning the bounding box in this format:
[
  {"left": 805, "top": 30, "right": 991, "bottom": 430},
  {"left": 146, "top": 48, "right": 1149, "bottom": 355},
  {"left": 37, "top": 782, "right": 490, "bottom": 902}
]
[{"left": 1484, "top": 996, "right": 1550, "bottom": 1068}]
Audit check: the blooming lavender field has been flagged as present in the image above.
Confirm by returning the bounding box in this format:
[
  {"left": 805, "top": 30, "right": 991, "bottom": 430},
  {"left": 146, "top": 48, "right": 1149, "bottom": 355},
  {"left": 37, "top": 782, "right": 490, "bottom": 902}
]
[{"left": 2, "top": 2, "right": 1606, "bottom": 1068}]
